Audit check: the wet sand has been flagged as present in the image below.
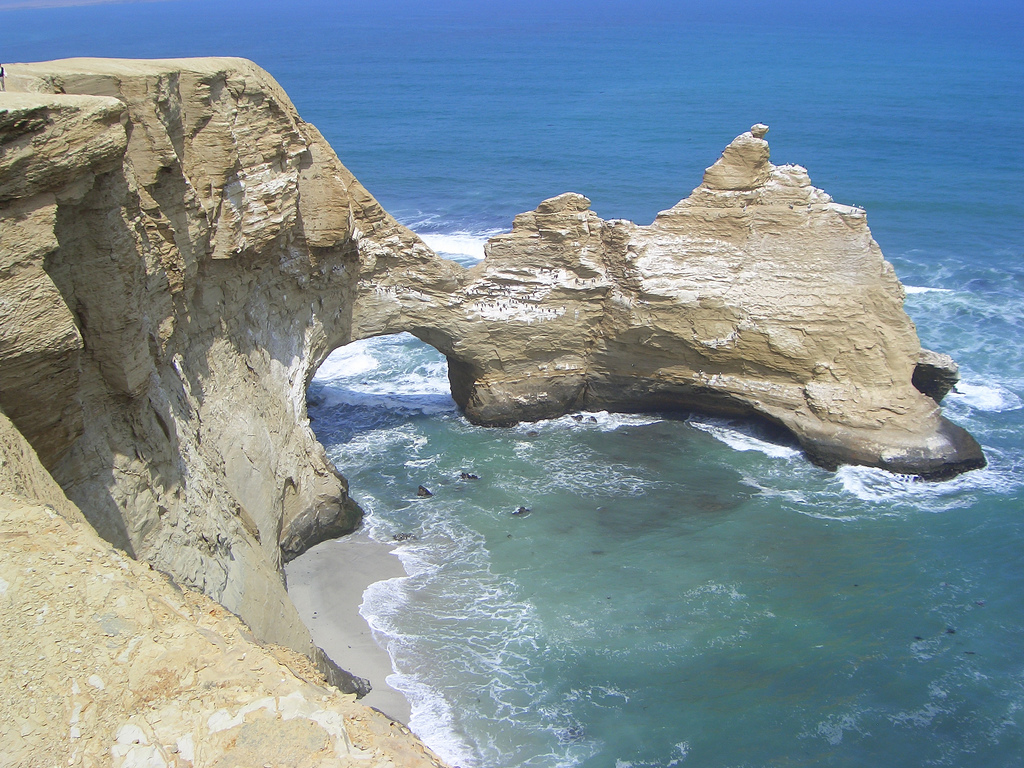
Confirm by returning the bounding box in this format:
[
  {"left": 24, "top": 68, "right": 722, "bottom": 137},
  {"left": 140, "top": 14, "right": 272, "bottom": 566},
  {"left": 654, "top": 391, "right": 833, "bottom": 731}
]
[{"left": 285, "top": 530, "right": 412, "bottom": 723}]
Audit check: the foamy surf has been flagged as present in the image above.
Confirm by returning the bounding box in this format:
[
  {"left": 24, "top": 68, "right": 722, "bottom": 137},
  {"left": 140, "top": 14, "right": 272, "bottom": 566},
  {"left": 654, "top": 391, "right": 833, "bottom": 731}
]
[
  {"left": 511, "top": 410, "right": 663, "bottom": 434},
  {"left": 312, "top": 334, "right": 456, "bottom": 414},
  {"left": 417, "top": 230, "right": 504, "bottom": 266},
  {"left": 314, "top": 345, "right": 379, "bottom": 380},
  {"left": 686, "top": 415, "right": 801, "bottom": 459},
  {"left": 829, "top": 458, "right": 1019, "bottom": 511},
  {"left": 946, "top": 381, "right": 1023, "bottom": 412},
  {"left": 357, "top": 500, "right": 584, "bottom": 768}
]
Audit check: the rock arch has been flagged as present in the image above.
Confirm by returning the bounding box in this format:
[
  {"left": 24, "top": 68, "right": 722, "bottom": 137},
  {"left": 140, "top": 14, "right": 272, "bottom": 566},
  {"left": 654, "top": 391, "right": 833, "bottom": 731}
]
[{"left": 0, "top": 58, "right": 982, "bottom": 666}]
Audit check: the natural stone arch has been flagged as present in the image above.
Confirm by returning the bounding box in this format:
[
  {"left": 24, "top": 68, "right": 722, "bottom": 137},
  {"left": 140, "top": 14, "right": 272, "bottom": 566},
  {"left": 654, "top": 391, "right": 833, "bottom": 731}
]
[
  {"left": 0, "top": 58, "right": 983, "bottom": 675},
  {"left": 343, "top": 138, "right": 983, "bottom": 478}
]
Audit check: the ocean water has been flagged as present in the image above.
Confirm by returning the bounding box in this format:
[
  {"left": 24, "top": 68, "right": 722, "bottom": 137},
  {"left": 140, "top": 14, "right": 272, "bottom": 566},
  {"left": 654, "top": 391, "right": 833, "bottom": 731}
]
[{"left": 6, "top": 2, "right": 1024, "bottom": 766}]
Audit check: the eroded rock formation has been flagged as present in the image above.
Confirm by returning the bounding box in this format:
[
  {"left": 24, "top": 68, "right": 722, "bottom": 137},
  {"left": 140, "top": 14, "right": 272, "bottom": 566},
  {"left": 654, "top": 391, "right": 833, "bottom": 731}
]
[
  {"left": 361, "top": 126, "right": 984, "bottom": 479},
  {"left": 0, "top": 60, "right": 983, "bottom": 764},
  {"left": 0, "top": 58, "right": 432, "bottom": 658}
]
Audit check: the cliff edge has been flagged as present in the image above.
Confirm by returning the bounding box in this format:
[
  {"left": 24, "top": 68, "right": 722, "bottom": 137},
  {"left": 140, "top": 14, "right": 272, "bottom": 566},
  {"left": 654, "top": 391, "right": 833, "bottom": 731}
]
[{"left": 0, "top": 58, "right": 449, "bottom": 658}]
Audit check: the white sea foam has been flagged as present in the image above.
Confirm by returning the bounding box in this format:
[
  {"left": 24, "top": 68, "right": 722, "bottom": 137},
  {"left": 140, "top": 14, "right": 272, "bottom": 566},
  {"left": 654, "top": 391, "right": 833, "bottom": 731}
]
[
  {"left": 667, "top": 741, "right": 691, "bottom": 766},
  {"left": 314, "top": 345, "right": 380, "bottom": 380},
  {"left": 904, "top": 285, "right": 954, "bottom": 294},
  {"left": 314, "top": 334, "right": 456, "bottom": 414},
  {"left": 687, "top": 416, "right": 800, "bottom": 459},
  {"left": 327, "top": 424, "right": 430, "bottom": 477},
  {"left": 353, "top": 492, "right": 584, "bottom": 768},
  {"left": 418, "top": 230, "right": 503, "bottom": 266},
  {"left": 391, "top": 673, "right": 480, "bottom": 768},
  {"left": 513, "top": 410, "right": 662, "bottom": 434},
  {"left": 498, "top": 443, "right": 654, "bottom": 499},
  {"left": 831, "top": 458, "right": 1018, "bottom": 511},
  {"left": 813, "top": 712, "right": 863, "bottom": 745},
  {"left": 946, "top": 381, "right": 1023, "bottom": 412}
]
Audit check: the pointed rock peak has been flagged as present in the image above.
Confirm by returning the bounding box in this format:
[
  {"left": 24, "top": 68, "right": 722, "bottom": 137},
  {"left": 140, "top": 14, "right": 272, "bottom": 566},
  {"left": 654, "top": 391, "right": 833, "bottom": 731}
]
[
  {"left": 536, "top": 192, "right": 592, "bottom": 215},
  {"left": 701, "top": 125, "right": 772, "bottom": 191}
]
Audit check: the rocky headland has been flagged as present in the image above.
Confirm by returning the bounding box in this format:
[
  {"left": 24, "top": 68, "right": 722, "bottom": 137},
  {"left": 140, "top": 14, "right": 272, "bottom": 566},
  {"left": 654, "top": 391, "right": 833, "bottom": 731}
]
[
  {"left": 0, "top": 57, "right": 983, "bottom": 764},
  {"left": 434, "top": 126, "right": 985, "bottom": 479}
]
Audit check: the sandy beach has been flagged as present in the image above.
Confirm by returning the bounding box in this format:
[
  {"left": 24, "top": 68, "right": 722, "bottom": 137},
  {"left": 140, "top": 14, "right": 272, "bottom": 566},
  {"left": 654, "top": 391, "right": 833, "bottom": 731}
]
[{"left": 285, "top": 531, "right": 412, "bottom": 723}]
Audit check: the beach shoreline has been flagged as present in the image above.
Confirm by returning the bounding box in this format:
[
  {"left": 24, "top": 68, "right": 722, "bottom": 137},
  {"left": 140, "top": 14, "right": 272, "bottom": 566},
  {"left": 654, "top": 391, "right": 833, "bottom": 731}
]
[{"left": 285, "top": 529, "right": 412, "bottom": 723}]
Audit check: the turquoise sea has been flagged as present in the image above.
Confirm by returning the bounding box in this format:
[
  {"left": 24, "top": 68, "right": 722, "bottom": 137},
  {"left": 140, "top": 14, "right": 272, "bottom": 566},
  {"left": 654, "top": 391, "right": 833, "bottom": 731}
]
[{"left": 6, "top": 2, "right": 1023, "bottom": 766}]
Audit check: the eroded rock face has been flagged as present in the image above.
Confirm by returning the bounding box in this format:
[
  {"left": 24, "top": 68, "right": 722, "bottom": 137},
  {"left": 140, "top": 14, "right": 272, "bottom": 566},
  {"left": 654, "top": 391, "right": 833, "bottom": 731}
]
[
  {"left": 381, "top": 127, "right": 983, "bottom": 478},
  {"left": 0, "top": 60, "right": 982, "bottom": 684},
  {"left": 0, "top": 58, "right": 437, "bottom": 655}
]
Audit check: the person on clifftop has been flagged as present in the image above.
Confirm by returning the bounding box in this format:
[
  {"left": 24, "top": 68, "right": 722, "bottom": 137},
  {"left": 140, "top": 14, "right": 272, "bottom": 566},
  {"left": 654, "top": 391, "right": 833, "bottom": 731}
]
[{"left": 1, "top": 64, "right": 6, "bottom": 91}]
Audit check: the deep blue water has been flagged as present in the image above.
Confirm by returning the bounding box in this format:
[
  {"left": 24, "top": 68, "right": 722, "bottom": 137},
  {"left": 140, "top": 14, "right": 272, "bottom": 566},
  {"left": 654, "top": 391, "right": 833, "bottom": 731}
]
[{"left": 6, "top": 2, "right": 1024, "bottom": 766}]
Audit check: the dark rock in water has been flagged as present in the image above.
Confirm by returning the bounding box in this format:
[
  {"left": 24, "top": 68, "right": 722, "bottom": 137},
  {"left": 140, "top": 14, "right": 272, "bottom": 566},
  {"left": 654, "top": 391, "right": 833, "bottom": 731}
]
[
  {"left": 572, "top": 414, "right": 584, "bottom": 422},
  {"left": 527, "top": 430, "right": 540, "bottom": 437},
  {"left": 556, "top": 725, "right": 586, "bottom": 743},
  {"left": 913, "top": 349, "right": 960, "bottom": 403},
  {"left": 460, "top": 471, "right": 479, "bottom": 480},
  {"left": 512, "top": 506, "right": 531, "bottom": 516},
  {"left": 417, "top": 485, "right": 433, "bottom": 497},
  {"left": 587, "top": 415, "right": 598, "bottom": 423},
  {"left": 946, "top": 627, "right": 957, "bottom": 634},
  {"left": 392, "top": 532, "right": 417, "bottom": 542}
]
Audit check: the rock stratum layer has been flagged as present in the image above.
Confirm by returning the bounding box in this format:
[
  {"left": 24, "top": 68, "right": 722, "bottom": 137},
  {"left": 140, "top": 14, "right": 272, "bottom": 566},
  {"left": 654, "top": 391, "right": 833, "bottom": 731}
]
[
  {"left": 0, "top": 55, "right": 983, "bottom": 765},
  {"left": 1, "top": 57, "right": 425, "bottom": 659}
]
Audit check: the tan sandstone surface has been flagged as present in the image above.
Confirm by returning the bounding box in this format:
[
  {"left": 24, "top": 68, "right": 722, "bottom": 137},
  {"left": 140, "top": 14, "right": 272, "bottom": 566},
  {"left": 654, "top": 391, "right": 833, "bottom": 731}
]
[
  {"left": 430, "top": 125, "right": 984, "bottom": 477},
  {"left": 0, "top": 55, "right": 984, "bottom": 766},
  {"left": 0, "top": 57, "right": 444, "bottom": 662}
]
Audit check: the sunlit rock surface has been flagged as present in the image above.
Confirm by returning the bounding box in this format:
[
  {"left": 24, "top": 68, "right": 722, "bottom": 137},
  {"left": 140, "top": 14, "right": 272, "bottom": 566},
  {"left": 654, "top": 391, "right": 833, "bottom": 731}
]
[
  {"left": 365, "top": 126, "right": 984, "bottom": 478},
  {"left": 0, "top": 63, "right": 982, "bottom": 762},
  {"left": 0, "top": 410, "right": 444, "bottom": 767}
]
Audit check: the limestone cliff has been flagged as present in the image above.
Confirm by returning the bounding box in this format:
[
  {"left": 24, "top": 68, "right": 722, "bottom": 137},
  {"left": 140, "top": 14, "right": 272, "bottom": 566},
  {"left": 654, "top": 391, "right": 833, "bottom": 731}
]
[{"left": 0, "top": 59, "right": 982, "bottom": 719}]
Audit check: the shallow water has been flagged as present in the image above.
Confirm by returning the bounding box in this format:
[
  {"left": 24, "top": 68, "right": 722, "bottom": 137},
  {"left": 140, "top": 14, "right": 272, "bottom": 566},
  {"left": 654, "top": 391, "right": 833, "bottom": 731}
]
[
  {"left": 307, "top": 321, "right": 1023, "bottom": 767},
  {"left": 7, "top": 2, "right": 1023, "bottom": 765}
]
